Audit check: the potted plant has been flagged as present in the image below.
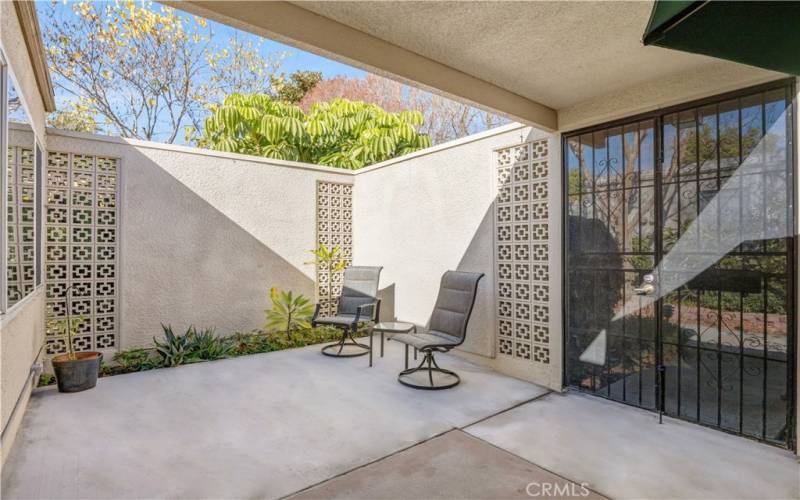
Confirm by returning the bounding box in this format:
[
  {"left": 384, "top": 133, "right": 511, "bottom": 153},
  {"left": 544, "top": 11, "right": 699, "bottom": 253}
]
[{"left": 51, "top": 286, "right": 102, "bottom": 393}]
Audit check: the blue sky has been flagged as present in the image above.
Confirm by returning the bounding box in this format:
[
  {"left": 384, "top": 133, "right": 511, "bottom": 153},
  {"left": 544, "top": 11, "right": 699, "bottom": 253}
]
[
  {"left": 39, "top": 1, "right": 366, "bottom": 82},
  {"left": 200, "top": 11, "right": 366, "bottom": 80},
  {"left": 35, "top": 1, "right": 500, "bottom": 145},
  {"left": 36, "top": 0, "right": 367, "bottom": 141}
]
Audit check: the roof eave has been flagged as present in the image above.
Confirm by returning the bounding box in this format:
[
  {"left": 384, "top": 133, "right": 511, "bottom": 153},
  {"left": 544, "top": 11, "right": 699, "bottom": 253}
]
[{"left": 14, "top": 0, "right": 56, "bottom": 113}]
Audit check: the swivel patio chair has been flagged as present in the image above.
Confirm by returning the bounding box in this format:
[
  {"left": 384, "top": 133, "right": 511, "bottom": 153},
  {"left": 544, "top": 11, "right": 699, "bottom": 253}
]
[
  {"left": 391, "top": 270, "right": 484, "bottom": 389},
  {"left": 312, "top": 265, "right": 382, "bottom": 357}
]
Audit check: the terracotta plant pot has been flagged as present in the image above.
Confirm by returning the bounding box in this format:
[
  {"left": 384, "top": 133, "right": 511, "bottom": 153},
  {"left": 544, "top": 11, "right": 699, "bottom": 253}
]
[{"left": 51, "top": 352, "right": 103, "bottom": 393}]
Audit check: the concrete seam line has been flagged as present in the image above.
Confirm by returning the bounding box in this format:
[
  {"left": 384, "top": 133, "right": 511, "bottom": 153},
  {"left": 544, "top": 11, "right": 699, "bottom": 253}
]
[
  {"left": 462, "top": 431, "right": 610, "bottom": 499},
  {"left": 280, "top": 392, "right": 552, "bottom": 499},
  {"left": 459, "top": 390, "right": 553, "bottom": 429},
  {"left": 278, "top": 426, "right": 460, "bottom": 500}
]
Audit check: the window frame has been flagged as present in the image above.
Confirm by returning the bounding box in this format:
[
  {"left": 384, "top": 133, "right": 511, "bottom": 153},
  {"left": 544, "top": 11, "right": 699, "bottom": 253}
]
[
  {"left": 1, "top": 48, "right": 8, "bottom": 314},
  {"left": 0, "top": 46, "right": 45, "bottom": 315}
]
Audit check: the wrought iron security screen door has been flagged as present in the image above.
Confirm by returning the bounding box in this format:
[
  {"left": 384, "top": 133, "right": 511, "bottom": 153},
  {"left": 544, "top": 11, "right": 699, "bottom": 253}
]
[{"left": 564, "top": 81, "right": 795, "bottom": 447}]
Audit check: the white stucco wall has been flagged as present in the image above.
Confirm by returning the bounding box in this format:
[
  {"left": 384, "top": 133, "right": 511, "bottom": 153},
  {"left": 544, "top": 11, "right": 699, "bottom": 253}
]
[
  {"left": 0, "top": 2, "right": 47, "bottom": 142},
  {"left": 353, "top": 124, "right": 556, "bottom": 384},
  {"left": 0, "top": 290, "right": 44, "bottom": 462},
  {"left": 45, "top": 124, "right": 563, "bottom": 389},
  {"left": 46, "top": 130, "right": 353, "bottom": 349}
]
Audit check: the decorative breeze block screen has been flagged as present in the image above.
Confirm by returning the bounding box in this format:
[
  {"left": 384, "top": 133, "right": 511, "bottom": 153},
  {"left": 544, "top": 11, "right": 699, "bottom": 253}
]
[
  {"left": 44, "top": 152, "right": 119, "bottom": 356},
  {"left": 495, "top": 139, "right": 551, "bottom": 364},
  {"left": 316, "top": 181, "right": 353, "bottom": 315},
  {"left": 6, "top": 146, "right": 36, "bottom": 307}
]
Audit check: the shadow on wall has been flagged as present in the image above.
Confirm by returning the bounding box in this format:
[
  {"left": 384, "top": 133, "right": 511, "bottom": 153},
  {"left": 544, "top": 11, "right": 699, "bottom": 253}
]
[
  {"left": 451, "top": 127, "right": 548, "bottom": 357},
  {"left": 453, "top": 208, "right": 495, "bottom": 356},
  {"left": 564, "top": 215, "right": 624, "bottom": 387},
  {"left": 119, "top": 148, "right": 315, "bottom": 348},
  {"left": 376, "top": 283, "right": 396, "bottom": 323},
  {"left": 382, "top": 125, "right": 547, "bottom": 357}
]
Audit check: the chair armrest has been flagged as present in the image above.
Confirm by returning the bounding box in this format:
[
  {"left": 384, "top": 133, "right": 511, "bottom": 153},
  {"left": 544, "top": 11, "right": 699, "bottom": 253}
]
[
  {"left": 355, "top": 300, "right": 379, "bottom": 323},
  {"left": 311, "top": 303, "right": 321, "bottom": 326}
]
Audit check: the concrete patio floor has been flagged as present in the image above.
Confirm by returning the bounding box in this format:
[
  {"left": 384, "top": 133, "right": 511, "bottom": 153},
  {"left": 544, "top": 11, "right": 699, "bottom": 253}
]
[
  {"left": 3, "top": 340, "right": 799, "bottom": 500},
  {"left": 1, "top": 340, "right": 547, "bottom": 499},
  {"left": 290, "top": 429, "right": 607, "bottom": 500},
  {"left": 466, "top": 392, "right": 800, "bottom": 500}
]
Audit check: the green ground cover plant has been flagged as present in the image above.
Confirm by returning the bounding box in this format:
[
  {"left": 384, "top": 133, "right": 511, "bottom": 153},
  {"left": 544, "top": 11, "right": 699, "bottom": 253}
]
[{"left": 39, "top": 289, "right": 344, "bottom": 387}]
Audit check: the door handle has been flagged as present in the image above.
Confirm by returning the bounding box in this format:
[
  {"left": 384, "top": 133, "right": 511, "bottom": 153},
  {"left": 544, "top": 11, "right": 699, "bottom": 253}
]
[{"left": 633, "top": 273, "right": 656, "bottom": 295}]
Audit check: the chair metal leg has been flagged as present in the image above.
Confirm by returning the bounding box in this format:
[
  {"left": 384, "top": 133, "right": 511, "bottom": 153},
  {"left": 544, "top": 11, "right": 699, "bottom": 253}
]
[
  {"left": 321, "top": 327, "right": 370, "bottom": 358},
  {"left": 398, "top": 350, "right": 460, "bottom": 390},
  {"left": 380, "top": 331, "right": 385, "bottom": 357},
  {"left": 369, "top": 327, "right": 373, "bottom": 367},
  {"left": 404, "top": 344, "right": 409, "bottom": 370}
]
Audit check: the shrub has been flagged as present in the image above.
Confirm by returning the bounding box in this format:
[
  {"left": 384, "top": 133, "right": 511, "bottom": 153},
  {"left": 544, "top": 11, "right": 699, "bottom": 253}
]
[
  {"left": 38, "top": 373, "right": 56, "bottom": 387},
  {"left": 265, "top": 288, "right": 315, "bottom": 340},
  {"left": 154, "top": 325, "right": 236, "bottom": 367},
  {"left": 228, "top": 330, "right": 274, "bottom": 356},
  {"left": 90, "top": 325, "right": 343, "bottom": 380},
  {"left": 154, "top": 324, "right": 192, "bottom": 367},
  {"left": 185, "top": 327, "right": 232, "bottom": 362},
  {"left": 113, "top": 348, "right": 162, "bottom": 371}
]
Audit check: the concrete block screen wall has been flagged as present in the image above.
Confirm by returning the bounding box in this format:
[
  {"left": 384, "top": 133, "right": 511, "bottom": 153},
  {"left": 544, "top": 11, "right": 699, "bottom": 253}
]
[
  {"left": 41, "top": 123, "right": 561, "bottom": 389},
  {"left": 45, "top": 130, "right": 353, "bottom": 350},
  {"left": 353, "top": 125, "right": 562, "bottom": 389}
]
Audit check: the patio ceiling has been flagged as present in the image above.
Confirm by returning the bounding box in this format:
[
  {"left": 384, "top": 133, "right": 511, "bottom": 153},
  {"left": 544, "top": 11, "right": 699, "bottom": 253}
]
[{"left": 165, "top": 1, "right": 775, "bottom": 132}]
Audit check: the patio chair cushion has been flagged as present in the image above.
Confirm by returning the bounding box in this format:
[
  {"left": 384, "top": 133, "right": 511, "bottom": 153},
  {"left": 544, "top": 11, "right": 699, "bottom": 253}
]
[
  {"left": 337, "top": 266, "right": 383, "bottom": 317},
  {"left": 390, "top": 331, "right": 461, "bottom": 350},
  {"left": 427, "top": 271, "right": 484, "bottom": 341},
  {"left": 313, "top": 314, "right": 361, "bottom": 327}
]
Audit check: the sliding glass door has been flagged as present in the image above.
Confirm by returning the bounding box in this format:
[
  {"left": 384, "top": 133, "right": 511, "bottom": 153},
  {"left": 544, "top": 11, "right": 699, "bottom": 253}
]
[{"left": 564, "top": 81, "right": 795, "bottom": 447}]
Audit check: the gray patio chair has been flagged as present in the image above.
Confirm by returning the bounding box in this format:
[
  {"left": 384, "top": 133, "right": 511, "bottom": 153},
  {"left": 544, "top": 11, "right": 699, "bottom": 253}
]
[
  {"left": 391, "top": 270, "right": 484, "bottom": 390},
  {"left": 312, "top": 265, "right": 383, "bottom": 357}
]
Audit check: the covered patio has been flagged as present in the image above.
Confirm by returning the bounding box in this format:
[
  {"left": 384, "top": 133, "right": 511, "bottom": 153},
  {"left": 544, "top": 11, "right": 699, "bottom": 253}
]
[
  {"left": 2, "top": 1, "right": 800, "bottom": 499},
  {"left": 3, "top": 341, "right": 797, "bottom": 500}
]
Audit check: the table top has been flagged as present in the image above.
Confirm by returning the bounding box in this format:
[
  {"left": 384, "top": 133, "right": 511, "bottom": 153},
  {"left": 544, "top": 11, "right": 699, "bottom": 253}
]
[{"left": 373, "top": 321, "right": 416, "bottom": 333}]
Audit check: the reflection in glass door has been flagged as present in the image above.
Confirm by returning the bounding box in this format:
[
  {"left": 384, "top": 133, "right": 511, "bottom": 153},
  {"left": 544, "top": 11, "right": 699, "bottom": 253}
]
[{"left": 564, "top": 82, "right": 794, "bottom": 447}]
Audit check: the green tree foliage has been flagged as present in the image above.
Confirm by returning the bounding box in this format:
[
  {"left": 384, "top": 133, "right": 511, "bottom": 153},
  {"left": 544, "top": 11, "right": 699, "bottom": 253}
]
[
  {"left": 47, "top": 102, "right": 99, "bottom": 133},
  {"left": 273, "top": 71, "right": 322, "bottom": 104},
  {"left": 42, "top": 0, "right": 286, "bottom": 143},
  {"left": 199, "top": 94, "right": 432, "bottom": 168}
]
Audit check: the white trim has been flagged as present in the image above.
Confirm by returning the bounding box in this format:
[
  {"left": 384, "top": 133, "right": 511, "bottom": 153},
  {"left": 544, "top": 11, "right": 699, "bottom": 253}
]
[
  {"left": 1, "top": 48, "right": 8, "bottom": 314},
  {"left": 0, "top": 286, "right": 42, "bottom": 324},
  {"left": 45, "top": 128, "right": 355, "bottom": 176},
  {"left": 46, "top": 123, "right": 528, "bottom": 178},
  {"left": 116, "top": 154, "right": 124, "bottom": 353},
  {"left": 353, "top": 122, "right": 527, "bottom": 175},
  {"left": 33, "top": 136, "right": 43, "bottom": 289},
  {"left": 1, "top": 41, "right": 47, "bottom": 314}
]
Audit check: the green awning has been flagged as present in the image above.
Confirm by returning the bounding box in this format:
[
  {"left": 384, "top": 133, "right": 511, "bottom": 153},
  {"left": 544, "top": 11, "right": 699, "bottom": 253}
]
[{"left": 643, "top": 1, "right": 800, "bottom": 75}]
